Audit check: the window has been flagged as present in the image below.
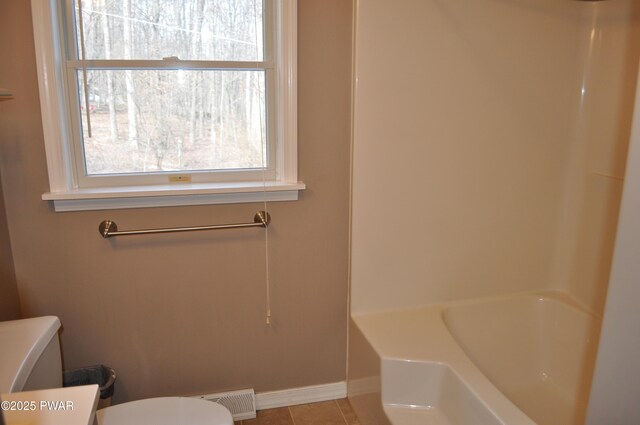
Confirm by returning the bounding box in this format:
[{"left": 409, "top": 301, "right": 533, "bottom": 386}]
[{"left": 31, "top": 0, "right": 302, "bottom": 211}]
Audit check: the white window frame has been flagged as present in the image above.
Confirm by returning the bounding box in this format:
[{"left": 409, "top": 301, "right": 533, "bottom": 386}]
[{"left": 31, "top": 0, "right": 304, "bottom": 212}]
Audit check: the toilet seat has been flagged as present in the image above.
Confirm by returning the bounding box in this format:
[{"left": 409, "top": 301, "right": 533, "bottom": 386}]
[{"left": 95, "top": 397, "right": 233, "bottom": 425}]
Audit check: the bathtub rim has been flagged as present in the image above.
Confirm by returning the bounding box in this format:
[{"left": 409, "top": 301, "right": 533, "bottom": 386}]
[{"left": 348, "top": 290, "right": 598, "bottom": 425}]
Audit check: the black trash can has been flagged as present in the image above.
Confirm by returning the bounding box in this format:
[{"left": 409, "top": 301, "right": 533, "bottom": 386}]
[{"left": 63, "top": 365, "right": 116, "bottom": 409}]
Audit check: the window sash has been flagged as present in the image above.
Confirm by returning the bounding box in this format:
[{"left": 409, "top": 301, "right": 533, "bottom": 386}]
[
  {"left": 61, "top": 0, "right": 277, "bottom": 189},
  {"left": 65, "top": 67, "right": 277, "bottom": 188}
]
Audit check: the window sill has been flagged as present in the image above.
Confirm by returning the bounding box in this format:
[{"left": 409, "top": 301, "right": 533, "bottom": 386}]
[{"left": 42, "top": 181, "right": 306, "bottom": 212}]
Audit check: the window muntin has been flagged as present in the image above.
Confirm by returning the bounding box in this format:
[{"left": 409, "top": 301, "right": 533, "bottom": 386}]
[{"left": 63, "top": 0, "right": 274, "bottom": 188}]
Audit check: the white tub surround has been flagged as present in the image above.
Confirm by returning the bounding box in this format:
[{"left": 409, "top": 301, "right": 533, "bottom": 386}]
[
  {"left": 349, "top": 0, "right": 640, "bottom": 422},
  {"left": 348, "top": 292, "right": 600, "bottom": 425}
]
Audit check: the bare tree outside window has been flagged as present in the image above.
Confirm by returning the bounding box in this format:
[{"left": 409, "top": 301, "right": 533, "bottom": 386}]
[{"left": 75, "top": 0, "right": 267, "bottom": 176}]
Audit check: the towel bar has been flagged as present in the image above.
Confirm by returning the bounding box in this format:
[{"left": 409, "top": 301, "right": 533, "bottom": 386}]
[{"left": 98, "top": 211, "right": 270, "bottom": 238}]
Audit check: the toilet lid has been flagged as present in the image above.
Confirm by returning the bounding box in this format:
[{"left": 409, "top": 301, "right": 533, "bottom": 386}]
[{"left": 95, "top": 397, "right": 234, "bottom": 425}]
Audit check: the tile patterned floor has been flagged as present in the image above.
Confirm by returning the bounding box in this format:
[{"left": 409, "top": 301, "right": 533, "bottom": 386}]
[{"left": 234, "top": 399, "right": 360, "bottom": 425}]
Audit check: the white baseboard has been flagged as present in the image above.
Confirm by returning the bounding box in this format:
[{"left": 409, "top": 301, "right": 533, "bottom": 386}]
[{"left": 255, "top": 381, "right": 347, "bottom": 410}]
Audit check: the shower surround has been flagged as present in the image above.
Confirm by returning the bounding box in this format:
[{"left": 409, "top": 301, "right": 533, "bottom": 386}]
[{"left": 348, "top": 0, "right": 640, "bottom": 424}]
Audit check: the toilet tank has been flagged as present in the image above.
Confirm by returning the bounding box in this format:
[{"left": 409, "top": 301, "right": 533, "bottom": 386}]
[{"left": 0, "top": 316, "right": 63, "bottom": 392}]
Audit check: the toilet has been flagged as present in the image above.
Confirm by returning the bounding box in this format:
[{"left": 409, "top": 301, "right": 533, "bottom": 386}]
[{"left": 0, "top": 316, "right": 233, "bottom": 425}]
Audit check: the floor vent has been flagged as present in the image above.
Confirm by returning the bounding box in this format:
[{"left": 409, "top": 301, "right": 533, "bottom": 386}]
[{"left": 194, "top": 388, "right": 257, "bottom": 421}]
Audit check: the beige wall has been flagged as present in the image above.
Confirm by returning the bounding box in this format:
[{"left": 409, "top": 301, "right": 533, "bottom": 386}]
[
  {"left": 0, "top": 172, "right": 20, "bottom": 321},
  {"left": 0, "top": 26, "right": 21, "bottom": 322},
  {"left": 0, "top": 0, "right": 352, "bottom": 403},
  {"left": 350, "top": 0, "right": 640, "bottom": 314}
]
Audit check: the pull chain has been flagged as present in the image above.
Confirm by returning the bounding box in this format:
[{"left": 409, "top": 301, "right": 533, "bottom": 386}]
[{"left": 252, "top": 0, "right": 271, "bottom": 325}]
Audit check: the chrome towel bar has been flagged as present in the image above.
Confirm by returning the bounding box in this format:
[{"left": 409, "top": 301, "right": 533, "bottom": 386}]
[{"left": 98, "top": 211, "right": 270, "bottom": 239}]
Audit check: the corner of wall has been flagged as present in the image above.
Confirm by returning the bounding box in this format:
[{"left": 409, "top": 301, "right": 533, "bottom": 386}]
[{"left": 0, "top": 172, "right": 21, "bottom": 321}]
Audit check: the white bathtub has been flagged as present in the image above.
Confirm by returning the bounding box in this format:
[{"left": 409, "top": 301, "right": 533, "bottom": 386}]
[
  {"left": 347, "top": 292, "right": 601, "bottom": 425},
  {"left": 443, "top": 294, "right": 600, "bottom": 425}
]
